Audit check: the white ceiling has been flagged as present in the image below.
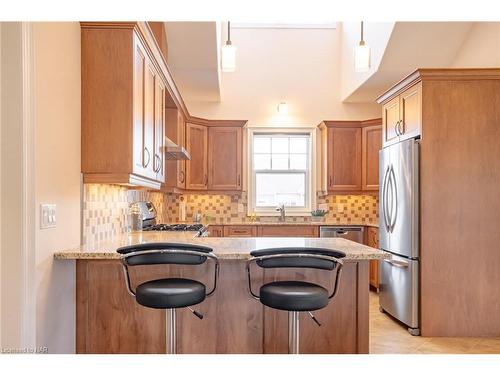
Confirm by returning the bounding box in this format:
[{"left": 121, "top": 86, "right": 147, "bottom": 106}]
[
  {"left": 344, "top": 22, "right": 474, "bottom": 102},
  {"left": 165, "top": 22, "right": 221, "bottom": 102},
  {"left": 165, "top": 22, "right": 477, "bottom": 106}
]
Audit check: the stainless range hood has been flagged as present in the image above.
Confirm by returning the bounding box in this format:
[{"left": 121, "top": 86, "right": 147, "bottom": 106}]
[{"left": 164, "top": 137, "right": 191, "bottom": 160}]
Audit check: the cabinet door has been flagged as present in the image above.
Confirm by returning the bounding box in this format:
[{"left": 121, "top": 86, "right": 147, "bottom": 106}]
[
  {"left": 132, "top": 36, "right": 148, "bottom": 177},
  {"left": 366, "top": 227, "right": 379, "bottom": 290},
  {"left": 400, "top": 82, "right": 422, "bottom": 141},
  {"left": 153, "top": 75, "right": 166, "bottom": 183},
  {"left": 185, "top": 123, "right": 208, "bottom": 190},
  {"left": 382, "top": 96, "right": 400, "bottom": 146},
  {"left": 327, "top": 127, "right": 362, "bottom": 191},
  {"left": 208, "top": 127, "right": 242, "bottom": 190},
  {"left": 362, "top": 125, "right": 382, "bottom": 191},
  {"left": 208, "top": 225, "right": 224, "bottom": 237},
  {"left": 177, "top": 111, "right": 186, "bottom": 188},
  {"left": 142, "top": 56, "right": 157, "bottom": 180}
]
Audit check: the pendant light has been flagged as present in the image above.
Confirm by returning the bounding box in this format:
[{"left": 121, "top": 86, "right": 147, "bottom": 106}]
[
  {"left": 221, "top": 21, "right": 237, "bottom": 72},
  {"left": 354, "top": 21, "right": 371, "bottom": 72}
]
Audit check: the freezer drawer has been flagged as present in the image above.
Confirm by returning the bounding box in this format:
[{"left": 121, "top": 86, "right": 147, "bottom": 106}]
[{"left": 379, "top": 254, "right": 419, "bottom": 329}]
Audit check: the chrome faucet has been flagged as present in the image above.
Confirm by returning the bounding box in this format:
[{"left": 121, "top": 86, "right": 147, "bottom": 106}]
[{"left": 276, "top": 204, "right": 286, "bottom": 222}]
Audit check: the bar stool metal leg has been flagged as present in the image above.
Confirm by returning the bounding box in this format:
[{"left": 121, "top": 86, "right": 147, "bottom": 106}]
[
  {"left": 288, "top": 311, "right": 300, "bottom": 354},
  {"left": 166, "top": 308, "right": 177, "bottom": 354}
]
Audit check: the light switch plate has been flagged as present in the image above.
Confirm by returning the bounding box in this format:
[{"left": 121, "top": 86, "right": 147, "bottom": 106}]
[
  {"left": 40, "top": 204, "right": 56, "bottom": 229},
  {"left": 318, "top": 203, "right": 328, "bottom": 211},
  {"left": 238, "top": 203, "right": 244, "bottom": 213}
]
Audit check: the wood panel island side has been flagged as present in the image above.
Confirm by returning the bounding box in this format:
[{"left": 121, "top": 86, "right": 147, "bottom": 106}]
[{"left": 54, "top": 233, "right": 388, "bottom": 354}]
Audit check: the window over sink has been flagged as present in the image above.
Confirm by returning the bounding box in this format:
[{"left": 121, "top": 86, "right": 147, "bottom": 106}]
[{"left": 248, "top": 129, "right": 316, "bottom": 216}]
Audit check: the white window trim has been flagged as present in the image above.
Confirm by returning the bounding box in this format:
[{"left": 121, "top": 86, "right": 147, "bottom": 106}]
[{"left": 247, "top": 127, "right": 317, "bottom": 216}]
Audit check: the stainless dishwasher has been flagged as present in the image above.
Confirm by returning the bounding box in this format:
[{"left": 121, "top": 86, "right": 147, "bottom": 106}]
[{"left": 319, "top": 226, "right": 364, "bottom": 243}]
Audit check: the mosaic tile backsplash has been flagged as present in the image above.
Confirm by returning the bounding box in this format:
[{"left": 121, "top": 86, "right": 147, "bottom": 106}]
[{"left": 82, "top": 184, "right": 379, "bottom": 244}]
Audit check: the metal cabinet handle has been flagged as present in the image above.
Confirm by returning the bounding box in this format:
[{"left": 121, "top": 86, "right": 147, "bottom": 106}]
[
  {"left": 383, "top": 258, "right": 409, "bottom": 268},
  {"left": 143, "top": 147, "right": 151, "bottom": 168},
  {"left": 205, "top": 173, "right": 208, "bottom": 186},
  {"left": 398, "top": 119, "right": 404, "bottom": 135},
  {"left": 232, "top": 230, "right": 249, "bottom": 234},
  {"left": 395, "top": 120, "right": 401, "bottom": 136},
  {"left": 154, "top": 154, "right": 162, "bottom": 173},
  {"left": 329, "top": 175, "right": 333, "bottom": 188},
  {"left": 237, "top": 174, "right": 241, "bottom": 187}
]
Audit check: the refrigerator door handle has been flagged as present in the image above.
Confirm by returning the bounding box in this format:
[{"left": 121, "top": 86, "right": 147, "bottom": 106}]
[
  {"left": 382, "top": 258, "right": 409, "bottom": 268},
  {"left": 389, "top": 165, "right": 398, "bottom": 232},
  {"left": 382, "top": 165, "right": 391, "bottom": 233}
]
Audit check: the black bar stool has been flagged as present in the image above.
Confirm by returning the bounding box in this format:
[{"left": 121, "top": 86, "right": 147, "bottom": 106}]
[
  {"left": 117, "top": 242, "right": 219, "bottom": 354},
  {"left": 246, "top": 247, "right": 345, "bottom": 354}
]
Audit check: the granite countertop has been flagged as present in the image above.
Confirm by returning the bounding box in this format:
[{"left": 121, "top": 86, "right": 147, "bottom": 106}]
[
  {"left": 206, "top": 221, "right": 379, "bottom": 227},
  {"left": 53, "top": 231, "right": 388, "bottom": 261}
]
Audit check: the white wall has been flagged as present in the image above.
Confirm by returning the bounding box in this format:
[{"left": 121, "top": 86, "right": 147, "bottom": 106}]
[
  {"left": 0, "top": 22, "right": 26, "bottom": 350},
  {"left": 33, "top": 22, "right": 81, "bottom": 353},
  {"left": 186, "top": 25, "right": 381, "bottom": 127},
  {"left": 452, "top": 22, "right": 500, "bottom": 67}
]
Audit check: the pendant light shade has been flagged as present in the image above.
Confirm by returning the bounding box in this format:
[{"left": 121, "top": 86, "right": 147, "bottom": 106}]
[
  {"left": 354, "top": 22, "right": 371, "bottom": 72},
  {"left": 222, "top": 21, "right": 237, "bottom": 72}
]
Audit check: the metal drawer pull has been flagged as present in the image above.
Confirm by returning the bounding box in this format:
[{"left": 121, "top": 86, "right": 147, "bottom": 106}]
[{"left": 383, "top": 258, "right": 409, "bottom": 268}]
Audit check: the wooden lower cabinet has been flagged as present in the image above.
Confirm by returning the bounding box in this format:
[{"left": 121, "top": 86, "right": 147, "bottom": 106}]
[
  {"left": 76, "top": 259, "right": 369, "bottom": 354},
  {"left": 207, "top": 225, "right": 224, "bottom": 237},
  {"left": 365, "top": 227, "right": 379, "bottom": 290}
]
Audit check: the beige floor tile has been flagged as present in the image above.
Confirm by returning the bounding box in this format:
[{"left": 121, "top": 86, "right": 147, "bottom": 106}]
[{"left": 369, "top": 291, "right": 500, "bottom": 354}]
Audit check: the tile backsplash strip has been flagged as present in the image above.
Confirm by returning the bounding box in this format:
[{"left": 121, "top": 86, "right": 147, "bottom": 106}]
[{"left": 82, "top": 184, "right": 379, "bottom": 244}]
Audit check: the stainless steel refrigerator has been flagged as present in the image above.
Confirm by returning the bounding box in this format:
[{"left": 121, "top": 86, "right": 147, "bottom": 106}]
[{"left": 379, "top": 138, "right": 420, "bottom": 336}]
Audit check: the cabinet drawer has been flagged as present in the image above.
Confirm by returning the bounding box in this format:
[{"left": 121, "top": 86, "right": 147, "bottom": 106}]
[
  {"left": 223, "top": 225, "right": 257, "bottom": 237},
  {"left": 258, "top": 225, "right": 319, "bottom": 237}
]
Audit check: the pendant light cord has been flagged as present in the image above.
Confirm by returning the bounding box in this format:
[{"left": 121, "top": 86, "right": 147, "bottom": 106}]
[{"left": 227, "top": 21, "right": 231, "bottom": 45}]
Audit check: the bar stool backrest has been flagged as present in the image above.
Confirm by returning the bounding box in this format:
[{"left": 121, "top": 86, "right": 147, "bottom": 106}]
[
  {"left": 250, "top": 247, "right": 345, "bottom": 270},
  {"left": 118, "top": 242, "right": 213, "bottom": 266}
]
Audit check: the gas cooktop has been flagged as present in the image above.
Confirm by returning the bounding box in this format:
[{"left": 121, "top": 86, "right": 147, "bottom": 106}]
[{"left": 143, "top": 223, "right": 204, "bottom": 232}]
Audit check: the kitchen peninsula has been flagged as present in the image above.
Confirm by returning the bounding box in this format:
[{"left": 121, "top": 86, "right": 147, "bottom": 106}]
[{"left": 55, "top": 233, "right": 387, "bottom": 354}]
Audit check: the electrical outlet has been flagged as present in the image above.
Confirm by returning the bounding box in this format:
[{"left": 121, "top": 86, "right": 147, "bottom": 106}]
[
  {"left": 238, "top": 203, "right": 244, "bottom": 213},
  {"left": 337, "top": 204, "right": 344, "bottom": 213},
  {"left": 318, "top": 203, "right": 328, "bottom": 211},
  {"left": 40, "top": 204, "right": 57, "bottom": 229}
]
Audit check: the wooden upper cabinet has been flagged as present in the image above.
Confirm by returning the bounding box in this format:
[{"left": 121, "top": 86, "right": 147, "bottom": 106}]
[
  {"left": 382, "top": 96, "right": 400, "bottom": 146},
  {"left": 400, "top": 82, "right": 422, "bottom": 140},
  {"left": 164, "top": 109, "right": 186, "bottom": 189},
  {"left": 82, "top": 23, "right": 167, "bottom": 189},
  {"left": 327, "top": 127, "right": 362, "bottom": 191},
  {"left": 208, "top": 127, "right": 242, "bottom": 190},
  {"left": 362, "top": 124, "right": 382, "bottom": 191},
  {"left": 153, "top": 74, "right": 166, "bottom": 182},
  {"left": 381, "top": 82, "right": 422, "bottom": 147},
  {"left": 185, "top": 123, "right": 208, "bottom": 190}
]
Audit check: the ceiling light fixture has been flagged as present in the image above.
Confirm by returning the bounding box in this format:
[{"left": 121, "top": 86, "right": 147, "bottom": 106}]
[
  {"left": 221, "top": 21, "right": 237, "bottom": 72},
  {"left": 354, "top": 21, "right": 371, "bottom": 72},
  {"left": 277, "top": 102, "right": 288, "bottom": 114}
]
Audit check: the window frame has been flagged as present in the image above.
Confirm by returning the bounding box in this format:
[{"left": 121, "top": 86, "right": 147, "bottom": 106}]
[{"left": 247, "top": 127, "right": 317, "bottom": 216}]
